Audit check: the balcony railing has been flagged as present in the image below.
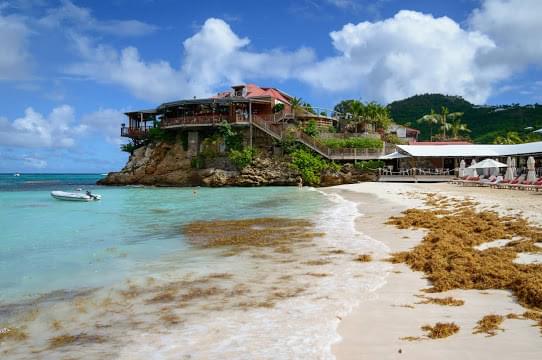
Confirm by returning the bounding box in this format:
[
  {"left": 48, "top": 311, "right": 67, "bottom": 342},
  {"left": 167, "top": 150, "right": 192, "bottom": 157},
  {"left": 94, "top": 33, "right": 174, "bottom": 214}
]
[
  {"left": 121, "top": 127, "right": 153, "bottom": 138},
  {"left": 161, "top": 114, "right": 253, "bottom": 128}
]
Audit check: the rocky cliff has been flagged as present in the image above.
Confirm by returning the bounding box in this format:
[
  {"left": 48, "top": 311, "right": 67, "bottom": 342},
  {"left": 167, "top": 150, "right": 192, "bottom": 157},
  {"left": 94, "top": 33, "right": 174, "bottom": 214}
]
[{"left": 98, "top": 141, "right": 376, "bottom": 187}]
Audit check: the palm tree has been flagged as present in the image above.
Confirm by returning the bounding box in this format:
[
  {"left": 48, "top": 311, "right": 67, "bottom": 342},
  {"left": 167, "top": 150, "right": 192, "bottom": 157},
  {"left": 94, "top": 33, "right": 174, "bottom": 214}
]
[
  {"left": 439, "top": 106, "right": 449, "bottom": 138},
  {"left": 347, "top": 100, "right": 365, "bottom": 132},
  {"left": 447, "top": 119, "right": 471, "bottom": 139},
  {"left": 493, "top": 131, "right": 523, "bottom": 144},
  {"left": 417, "top": 109, "right": 439, "bottom": 140},
  {"left": 417, "top": 107, "right": 464, "bottom": 140},
  {"left": 290, "top": 97, "right": 304, "bottom": 117}
]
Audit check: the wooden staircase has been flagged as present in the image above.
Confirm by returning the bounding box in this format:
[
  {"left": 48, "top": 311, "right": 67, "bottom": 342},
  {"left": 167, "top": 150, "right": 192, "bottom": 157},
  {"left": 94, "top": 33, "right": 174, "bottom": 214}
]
[{"left": 251, "top": 115, "right": 387, "bottom": 161}]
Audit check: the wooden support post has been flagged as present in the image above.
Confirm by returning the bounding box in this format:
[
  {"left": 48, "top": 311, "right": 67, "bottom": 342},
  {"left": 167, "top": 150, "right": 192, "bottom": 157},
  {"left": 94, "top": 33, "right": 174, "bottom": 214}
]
[{"left": 249, "top": 100, "right": 253, "bottom": 149}]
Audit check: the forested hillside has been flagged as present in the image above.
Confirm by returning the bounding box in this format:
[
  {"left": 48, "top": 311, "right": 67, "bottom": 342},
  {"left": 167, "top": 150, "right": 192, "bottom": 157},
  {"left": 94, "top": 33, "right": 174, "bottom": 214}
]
[{"left": 387, "top": 94, "right": 542, "bottom": 143}]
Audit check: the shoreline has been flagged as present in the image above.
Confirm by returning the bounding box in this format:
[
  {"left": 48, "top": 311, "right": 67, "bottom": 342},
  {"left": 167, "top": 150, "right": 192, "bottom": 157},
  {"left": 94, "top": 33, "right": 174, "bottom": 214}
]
[{"left": 327, "top": 182, "right": 542, "bottom": 359}]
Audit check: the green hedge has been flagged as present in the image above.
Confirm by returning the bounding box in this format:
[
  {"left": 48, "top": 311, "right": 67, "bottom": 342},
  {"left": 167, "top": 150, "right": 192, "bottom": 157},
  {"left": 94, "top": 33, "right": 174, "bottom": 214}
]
[
  {"left": 290, "top": 148, "right": 340, "bottom": 185},
  {"left": 320, "top": 137, "right": 383, "bottom": 149},
  {"left": 354, "top": 160, "right": 384, "bottom": 171},
  {"left": 229, "top": 148, "right": 255, "bottom": 169}
]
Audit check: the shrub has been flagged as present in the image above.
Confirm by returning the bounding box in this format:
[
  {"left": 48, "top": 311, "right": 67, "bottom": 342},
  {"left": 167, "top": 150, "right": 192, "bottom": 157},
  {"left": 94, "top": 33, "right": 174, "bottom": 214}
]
[
  {"left": 229, "top": 148, "right": 255, "bottom": 169},
  {"left": 320, "top": 137, "right": 383, "bottom": 149},
  {"left": 120, "top": 142, "right": 136, "bottom": 154},
  {"left": 218, "top": 121, "right": 243, "bottom": 151},
  {"left": 382, "top": 133, "right": 407, "bottom": 145},
  {"left": 191, "top": 155, "right": 205, "bottom": 169},
  {"left": 355, "top": 160, "right": 385, "bottom": 171},
  {"left": 290, "top": 148, "right": 338, "bottom": 185},
  {"left": 148, "top": 126, "right": 175, "bottom": 143},
  {"left": 273, "top": 103, "right": 285, "bottom": 113},
  {"left": 303, "top": 119, "right": 319, "bottom": 137}
]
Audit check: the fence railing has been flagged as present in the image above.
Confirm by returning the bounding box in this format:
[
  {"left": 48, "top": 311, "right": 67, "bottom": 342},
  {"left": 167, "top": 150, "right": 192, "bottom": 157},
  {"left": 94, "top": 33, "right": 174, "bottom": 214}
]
[
  {"left": 121, "top": 127, "right": 152, "bottom": 138},
  {"left": 378, "top": 168, "right": 454, "bottom": 176}
]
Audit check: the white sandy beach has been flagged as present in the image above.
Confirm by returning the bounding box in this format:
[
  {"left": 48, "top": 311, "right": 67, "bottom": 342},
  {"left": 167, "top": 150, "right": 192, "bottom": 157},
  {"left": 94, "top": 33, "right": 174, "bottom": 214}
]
[{"left": 326, "top": 182, "right": 542, "bottom": 360}]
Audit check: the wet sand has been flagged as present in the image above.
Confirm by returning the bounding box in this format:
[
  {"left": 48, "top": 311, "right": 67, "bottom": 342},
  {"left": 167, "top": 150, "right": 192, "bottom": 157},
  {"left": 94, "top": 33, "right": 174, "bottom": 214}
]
[{"left": 328, "top": 182, "right": 542, "bottom": 360}]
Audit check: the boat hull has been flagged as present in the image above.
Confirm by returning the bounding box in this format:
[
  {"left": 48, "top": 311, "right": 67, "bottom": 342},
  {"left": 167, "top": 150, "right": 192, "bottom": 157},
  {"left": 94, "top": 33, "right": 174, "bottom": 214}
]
[{"left": 50, "top": 191, "right": 101, "bottom": 202}]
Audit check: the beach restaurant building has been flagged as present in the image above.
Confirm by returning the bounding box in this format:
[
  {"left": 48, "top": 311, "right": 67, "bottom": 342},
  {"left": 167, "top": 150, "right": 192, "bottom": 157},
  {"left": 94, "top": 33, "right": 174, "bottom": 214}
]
[{"left": 388, "top": 141, "right": 542, "bottom": 177}]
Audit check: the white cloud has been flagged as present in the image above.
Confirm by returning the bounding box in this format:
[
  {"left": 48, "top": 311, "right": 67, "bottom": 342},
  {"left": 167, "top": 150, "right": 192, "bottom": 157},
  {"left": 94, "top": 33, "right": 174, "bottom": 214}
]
[
  {"left": 0, "top": 9, "right": 31, "bottom": 80},
  {"left": 66, "top": 18, "right": 315, "bottom": 102},
  {"left": 38, "top": 0, "right": 157, "bottom": 37},
  {"left": 22, "top": 155, "right": 47, "bottom": 168},
  {"left": 0, "top": 105, "right": 85, "bottom": 148},
  {"left": 298, "top": 10, "right": 503, "bottom": 104},
  {"left": 469, "top": 0, "right": 542, "bottom": 71},
  {"left": 79, "top": 108, "right": 125, "bottom": 144}
]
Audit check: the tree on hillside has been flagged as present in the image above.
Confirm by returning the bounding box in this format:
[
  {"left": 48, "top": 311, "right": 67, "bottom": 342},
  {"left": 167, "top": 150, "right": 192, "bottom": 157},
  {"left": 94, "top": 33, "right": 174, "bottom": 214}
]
[
  {"left": 493, "top": 131, "right": 523, "bottom": 144},
  {"left": 417, "top": 107, "right": 464, "bottom": 140},
  {"left": 446, "top": 118, "right": 471, "bottom": 139},
  {"left": 417, "top": 109, "right": 439, "bottom": 140}
]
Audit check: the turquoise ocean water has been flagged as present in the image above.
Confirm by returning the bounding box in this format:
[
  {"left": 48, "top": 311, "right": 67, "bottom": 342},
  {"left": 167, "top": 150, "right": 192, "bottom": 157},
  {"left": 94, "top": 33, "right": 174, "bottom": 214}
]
[{"left": 0, "top": 174, "right": 326, "bottom": 304}]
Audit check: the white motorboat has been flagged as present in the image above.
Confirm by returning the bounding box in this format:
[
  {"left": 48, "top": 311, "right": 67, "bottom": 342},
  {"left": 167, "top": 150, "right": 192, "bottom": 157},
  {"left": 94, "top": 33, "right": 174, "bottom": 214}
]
[{"left": 51, "top": 191, "right": 102, "bottom": 202}]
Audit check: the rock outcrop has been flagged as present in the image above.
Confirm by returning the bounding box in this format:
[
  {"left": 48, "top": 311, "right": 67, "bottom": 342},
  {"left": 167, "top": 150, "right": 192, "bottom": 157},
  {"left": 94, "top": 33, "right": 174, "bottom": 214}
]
[{"left": 99, "top": 141, "right": 375, "bottom": 187}]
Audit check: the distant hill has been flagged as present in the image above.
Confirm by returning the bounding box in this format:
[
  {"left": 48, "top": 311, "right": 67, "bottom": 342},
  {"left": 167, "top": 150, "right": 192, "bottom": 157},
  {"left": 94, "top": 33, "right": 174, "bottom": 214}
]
[{"left": 387, "top": 94, "right": 542, "bottom": 143}]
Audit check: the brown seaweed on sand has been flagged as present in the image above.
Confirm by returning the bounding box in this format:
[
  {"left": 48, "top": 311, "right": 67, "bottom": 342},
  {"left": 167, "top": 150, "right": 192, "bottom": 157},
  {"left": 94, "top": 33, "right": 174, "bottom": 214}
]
[
  {"left": 387, "top": 196, "right": 542, "bottom": 310},
  {"left": 48, "top": 333, "right": 106, "bottom": 349},
  {"left": 354, "top": 254, "right": 372, "bottom": 262},
  {"left": 416, "top": 296, "right": 464, "bottom": 307},
  {"left": 473, "top": 314, "right": 505, "bottom": 336},
  {"left": 421, "top": 322, "right": 460, "bottom": 339}
]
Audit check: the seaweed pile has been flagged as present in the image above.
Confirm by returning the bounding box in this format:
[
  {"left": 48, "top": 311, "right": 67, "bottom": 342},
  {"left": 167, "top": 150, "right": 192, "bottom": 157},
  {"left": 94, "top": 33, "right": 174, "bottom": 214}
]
[
  {"left": 388, "top": 195, "right": 542, "bottom": 310},
  {"left": 473, "top": 315, "right": 504, "bottom": 337},
  {"left": 183, "top": 217, "right": 323, "bottom": 254}
]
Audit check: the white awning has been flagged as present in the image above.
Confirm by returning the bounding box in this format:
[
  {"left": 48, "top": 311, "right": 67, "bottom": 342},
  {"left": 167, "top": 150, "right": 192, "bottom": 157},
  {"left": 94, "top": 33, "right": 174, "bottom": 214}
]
[
  {"left": 397, "top": 141, "right": 542, "bottom": 157},
  {"left": 380, "top": 151, "right": 410, "bottom": 160}
]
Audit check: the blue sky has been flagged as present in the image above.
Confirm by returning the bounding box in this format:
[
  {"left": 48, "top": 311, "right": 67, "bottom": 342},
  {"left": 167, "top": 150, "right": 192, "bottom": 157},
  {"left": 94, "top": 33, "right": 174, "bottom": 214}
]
[{"left": 1, "top": 0, "right": 541, "bottom": 172}]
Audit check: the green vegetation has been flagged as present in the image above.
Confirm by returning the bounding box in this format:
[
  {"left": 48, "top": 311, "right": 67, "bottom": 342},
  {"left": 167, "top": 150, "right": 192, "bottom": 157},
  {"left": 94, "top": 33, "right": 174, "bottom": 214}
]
[
  {"left": 120, "top": 142, "right": 137, "bottom": 154},
  {"left": 218, "top": 121, "right": 243, "bottom": 151},
  {"left": 290, "top": 97, "right": 304, "bottom": 116},
  {"left": 289, "top": 148, "right": 340, "bottom": 185},
  {"left": 303, "top": 119, "right": 319, "bottom": 137},
  {"left": 493, "top": 131, "right": 523, "bottom": 144},
  {"left": 354, "top": 160, "right": 385, "bottom": 171},
  {"left": 320, "top": 137, "right": 383, "bottom": 149},
  {"left": 382, "top": 133, "right": 407, "bottom": 145},
  {"left": 272, "top": 103, "right": 285, "bottom": 113},
  {"left": 388, "top": 94, "right": 542, "bottom": 143},
  {"left": 229, "top": 148, "right": 256, "bottom": 169},
  {"left": 333, "top": 100, "right": 392, "bottom": 133},
  {"left": 416, "top": 106, "right": 465, "bottom": 140}
]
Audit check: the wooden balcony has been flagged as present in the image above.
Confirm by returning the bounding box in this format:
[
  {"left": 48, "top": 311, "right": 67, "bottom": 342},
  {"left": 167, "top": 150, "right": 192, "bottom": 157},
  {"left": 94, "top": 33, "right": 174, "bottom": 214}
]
[
  {"left": 161, "top": 114, "right": 249, "bottom": 128},
  {"left": 121, "top": 126, "right": 152, "bottom": 139}
]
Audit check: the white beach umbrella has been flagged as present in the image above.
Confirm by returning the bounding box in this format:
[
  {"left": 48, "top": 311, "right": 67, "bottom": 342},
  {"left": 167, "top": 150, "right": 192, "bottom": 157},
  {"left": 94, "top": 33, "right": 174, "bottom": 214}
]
[
  {"left": 466, "top": 159, "right": 477, "bottom": 176},
  {"left": 458, "top": 159, "right": 466, "bottom": 177},
  {"left": 527, "top": 156, "right": 537, "bottom": 182},
  {"left": 504, "top": 156, "right": 514, "bottom": 181},
  {"left": 534, "top": 128, "right": 542, "bottom": 134},
  {"left": 468, "top": 158, "right": 508, "bottom": 169}
]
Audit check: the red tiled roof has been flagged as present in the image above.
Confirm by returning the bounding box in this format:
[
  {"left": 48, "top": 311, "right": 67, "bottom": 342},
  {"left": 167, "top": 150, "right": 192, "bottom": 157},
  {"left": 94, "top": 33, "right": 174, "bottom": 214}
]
[{"left": 216, "top": 84, "right": 292, "bottom": 104}]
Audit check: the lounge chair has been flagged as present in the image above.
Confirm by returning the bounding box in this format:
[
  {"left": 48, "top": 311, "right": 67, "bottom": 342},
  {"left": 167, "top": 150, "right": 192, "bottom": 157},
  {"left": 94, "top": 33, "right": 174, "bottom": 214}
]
[
  {"left": 503, "top": 175, "right": 526, "bottom": 189},
  {"left": 479, "top": 175, "right": 497, "bottom": 186}
]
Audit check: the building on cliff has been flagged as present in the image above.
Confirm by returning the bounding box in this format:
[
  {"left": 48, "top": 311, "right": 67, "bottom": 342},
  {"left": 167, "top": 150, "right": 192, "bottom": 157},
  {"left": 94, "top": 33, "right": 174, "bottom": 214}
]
[{"left": 120, "top": 84, "right": 390, "bottom": 161}]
